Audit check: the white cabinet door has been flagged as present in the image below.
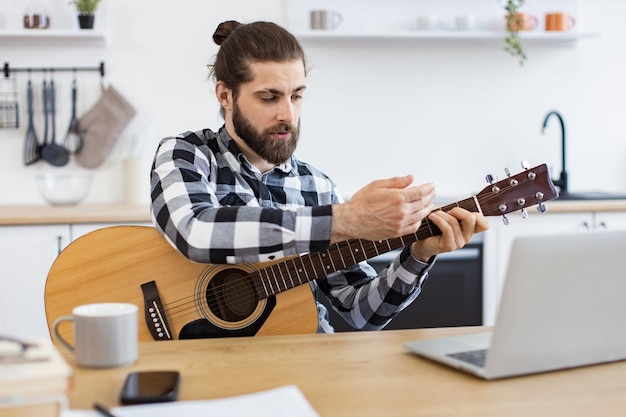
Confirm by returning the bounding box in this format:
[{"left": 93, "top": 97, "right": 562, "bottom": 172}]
[
  {"left": 0, "top": 225, "right": 71, "bottom": 341},
  {"left": 593, "top": 211, "right": 626, "bottom": 230}
]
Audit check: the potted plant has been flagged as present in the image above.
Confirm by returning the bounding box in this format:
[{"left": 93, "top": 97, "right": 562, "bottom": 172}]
[
  {"left": 503, "top": 0, "right": 526, "bottom": 65},
  {"left": 70, "top": 0, "right": 100, "bottom": 29}
]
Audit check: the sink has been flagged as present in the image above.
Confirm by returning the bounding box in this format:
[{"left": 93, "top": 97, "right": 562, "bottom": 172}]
[{"left": 556, "top": 191, "right": 626, "bottom": 201}]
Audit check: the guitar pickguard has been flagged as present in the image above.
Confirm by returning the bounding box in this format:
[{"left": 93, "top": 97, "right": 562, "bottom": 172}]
[
  {"left": 179, "top": 296, "right": 276, "bottom": 339},
  {"left": 140, "top": 264, "right": 279, "bottom": 340}
]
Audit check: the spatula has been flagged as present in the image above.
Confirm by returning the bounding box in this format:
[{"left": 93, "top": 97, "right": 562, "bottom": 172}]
[{"left": 40, "top": 77, "right": 70, "bottom": 167}]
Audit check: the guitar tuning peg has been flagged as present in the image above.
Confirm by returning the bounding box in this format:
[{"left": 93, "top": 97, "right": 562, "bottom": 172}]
[
  {"left": 505, "top": 167, "right": 511, "bottom": 177},
  {"left": 521, "top": 209, "right": 528, "bottom": 219},
  {"left": 521, "top": 160, "right": 530, "bottom": 170},
  {"left": 485, "top": 174, "right": 494, "bottom": 184},
  {"left": 537, "top": 203, "right": 547, "bottom": 213},
  {"left": 502, "top": 214, "right": 509, "bottom": 225}
]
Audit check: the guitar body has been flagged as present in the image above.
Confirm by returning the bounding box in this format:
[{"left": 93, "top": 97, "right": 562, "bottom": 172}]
[{"left": 45, "top": 226, "right": 319, "bottom": 343}]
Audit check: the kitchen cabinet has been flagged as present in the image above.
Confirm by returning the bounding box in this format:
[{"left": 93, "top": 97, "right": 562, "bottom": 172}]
[
  {"left": 0, "top": 224, "right": 70, "bottom": 341},
  {"left": 482, "top": 208, "right": 626, "bottom": 325},
  {"left": 0, "top": 219, "right": 151, "bottom": 341}
]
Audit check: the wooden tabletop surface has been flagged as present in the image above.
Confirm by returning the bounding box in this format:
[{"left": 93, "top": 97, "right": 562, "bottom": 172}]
[{"left": 64, "top": 326, "right": 626, "bottom": 417}]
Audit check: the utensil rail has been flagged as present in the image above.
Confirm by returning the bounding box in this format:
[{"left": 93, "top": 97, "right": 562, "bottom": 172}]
[{"left": 2, "top": 62, "right": 105, "bottom": 78}]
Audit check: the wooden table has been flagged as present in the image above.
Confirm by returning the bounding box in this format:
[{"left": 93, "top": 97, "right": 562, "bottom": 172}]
[{"left": 66, "top": 327, "right": 626, "bottom": 416}]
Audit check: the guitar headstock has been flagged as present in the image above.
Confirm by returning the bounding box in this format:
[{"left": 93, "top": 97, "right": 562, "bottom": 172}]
[{"left": 476, "top": 163, "right": 558, "bottom": 219}]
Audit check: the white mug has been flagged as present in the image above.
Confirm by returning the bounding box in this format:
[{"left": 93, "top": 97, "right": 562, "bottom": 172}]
[
  {"left": 310, "top": 10, "right": 343, "bottom": 30},
  {"left": 53, "top": 303, "right": 138, "bottom": 368},
  {"left": 455, "top": 14, "right": 477, "bottom": 31},
  {"left": 416, "top": 15, "right": 440, "bottom": 31}
]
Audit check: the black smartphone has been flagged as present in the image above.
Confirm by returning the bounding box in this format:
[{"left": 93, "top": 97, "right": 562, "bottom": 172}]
[{"left": 119, "top": 371, "right": 180, "bottom": 405}]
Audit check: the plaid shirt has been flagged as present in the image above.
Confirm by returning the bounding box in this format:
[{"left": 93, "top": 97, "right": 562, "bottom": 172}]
[{"left": 151, "top": 127, "right": 434, "bottom": 332}]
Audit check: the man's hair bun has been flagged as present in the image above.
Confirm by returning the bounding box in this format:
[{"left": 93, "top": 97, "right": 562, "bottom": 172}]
[{"left": 213, "top": 20, "right": 243, "bottom": 46}]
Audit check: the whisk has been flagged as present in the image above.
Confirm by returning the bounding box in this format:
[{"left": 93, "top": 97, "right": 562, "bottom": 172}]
[{"left": 63, "top": 77, "right": 83, "bottom": 154}]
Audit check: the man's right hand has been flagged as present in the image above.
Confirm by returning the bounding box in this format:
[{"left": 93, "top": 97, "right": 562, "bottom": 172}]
[{"left": 331, "top": 175, "right": 435, "bottom": 243}]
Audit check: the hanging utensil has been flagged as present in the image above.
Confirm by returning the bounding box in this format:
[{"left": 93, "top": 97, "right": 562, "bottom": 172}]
[
  {"left": 42, "top": 77, "right": 49, "bottom": 153},
  {"left": 0, "top": 75, "right": 19, "bottom": 130},
  {"left": 63, "top": 76, "right": 82, "bottom": 154},
  {"left": 40, "top": 75, "right": 70, "bottom": 167},
  {"left": 23, "top": 76, "right": 40, "bottom": 165}
]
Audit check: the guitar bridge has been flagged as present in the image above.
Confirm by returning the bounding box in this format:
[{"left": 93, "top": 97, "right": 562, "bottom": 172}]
[{"left": 140, "top": 280, "right": 173, "bottom": 341}]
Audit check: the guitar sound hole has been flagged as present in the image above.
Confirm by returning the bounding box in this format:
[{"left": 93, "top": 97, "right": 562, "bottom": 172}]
[{"left": 206, "top": 269, "right": 258, "bottom": 322}]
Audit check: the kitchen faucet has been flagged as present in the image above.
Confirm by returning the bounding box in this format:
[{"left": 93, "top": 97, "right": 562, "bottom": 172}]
[{"left": 542, "top": 110, "right": 568, "bottom": 193}]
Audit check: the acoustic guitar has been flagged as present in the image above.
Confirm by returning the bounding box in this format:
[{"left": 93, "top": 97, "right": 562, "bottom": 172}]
[{"left": 45, "top": 163, "right": 557, "bottom": 343}]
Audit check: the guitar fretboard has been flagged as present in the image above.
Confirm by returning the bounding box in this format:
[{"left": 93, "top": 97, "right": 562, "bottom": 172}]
[{"left": 252, "top": 196, "right": 479, "bottom": 299}]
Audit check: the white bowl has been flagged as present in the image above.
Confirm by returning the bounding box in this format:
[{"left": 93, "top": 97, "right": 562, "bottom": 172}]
[{"left": 35, "top": 172, "right": 92, "bottom": 206}]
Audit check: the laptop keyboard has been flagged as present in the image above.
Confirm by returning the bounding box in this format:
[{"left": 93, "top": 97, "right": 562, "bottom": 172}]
[{"left": 447, "top": 349, "right": 488, "bottom": 368}]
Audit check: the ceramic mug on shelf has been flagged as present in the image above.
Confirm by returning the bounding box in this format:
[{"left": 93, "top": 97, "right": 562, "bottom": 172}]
[
  {"left": 455, "top": 14, "right": 477, "bottom": 31},
  {"left": 545, "top": 12, "right": 576, "bottom": 32},
  {"left": 310, "top": 10, "right": 343, "bottom": 30},
  {"left": 416, "top": 15, "right": 440, "bottom": 31},
  {"left": 507, "top": 12, "right": 539, "bottom": 31},
  {"left": 53, "top": 303, "right": 138, "bottom": 368}
]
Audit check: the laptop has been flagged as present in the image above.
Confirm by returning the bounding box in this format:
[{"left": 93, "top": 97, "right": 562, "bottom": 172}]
[{"left": 404, "top": 230, "right": 626, "bottom": 379}]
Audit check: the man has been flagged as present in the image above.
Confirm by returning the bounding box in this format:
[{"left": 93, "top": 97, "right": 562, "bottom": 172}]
[{"left": 150, "top": 20, "right": 488, "bottom": 334}]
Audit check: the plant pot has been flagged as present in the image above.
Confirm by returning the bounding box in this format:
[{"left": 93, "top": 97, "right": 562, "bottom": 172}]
[{"left": 78, "top": 14, "right": 95, "bottom": 29}]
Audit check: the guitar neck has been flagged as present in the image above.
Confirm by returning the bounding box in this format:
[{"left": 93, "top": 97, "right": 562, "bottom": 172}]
[{"left": 253, "top": 196, "right": 479, "bottom": 299}]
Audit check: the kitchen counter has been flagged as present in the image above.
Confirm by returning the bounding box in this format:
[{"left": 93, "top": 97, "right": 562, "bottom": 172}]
[
  {"left": 2, "top": 200, "right": 626, "bottom": 226},
  {"left": 532, "top": 199, "right": 626, "bottom": 214},
  {"left": 0, "top": 203, "right": 152, "bottom": 225}
]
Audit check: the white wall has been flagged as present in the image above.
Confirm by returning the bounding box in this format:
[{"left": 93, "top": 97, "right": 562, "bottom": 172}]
[{"left": 0, "top": 0, "right": 624, "bottom": 206}]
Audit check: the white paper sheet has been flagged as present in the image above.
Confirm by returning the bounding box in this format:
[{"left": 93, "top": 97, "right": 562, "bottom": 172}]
[{"left": 62, "top": 385, "right": 321, "bottom": 417}]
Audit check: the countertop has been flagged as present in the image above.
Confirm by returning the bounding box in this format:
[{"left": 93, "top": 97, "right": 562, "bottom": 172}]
[
  {"left": 1, "top": 199, "right": 626, "bottom": 226},
  {"left": 0, "top": 203, "right": 152, "bottom": 225},
  {"left": 531, "top": 199, "right": 626, "bottom": 213}
]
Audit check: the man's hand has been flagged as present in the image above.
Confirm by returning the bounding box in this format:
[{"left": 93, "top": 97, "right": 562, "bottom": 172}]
[
  {"left": 410, "top": 207, "right": 489, "bottom": 262},
  {"left": 331, "top": 175, "right": 435, "bottom": 243}
]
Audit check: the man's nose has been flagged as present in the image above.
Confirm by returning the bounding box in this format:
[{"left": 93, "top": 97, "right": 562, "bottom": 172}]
[{"left": 276, "top": 100, "right": 296, "bottom": 123}]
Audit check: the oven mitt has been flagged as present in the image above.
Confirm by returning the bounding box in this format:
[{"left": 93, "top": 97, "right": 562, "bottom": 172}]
[{"left": 75, "top": 85, "right": 136, "bottom": 168}]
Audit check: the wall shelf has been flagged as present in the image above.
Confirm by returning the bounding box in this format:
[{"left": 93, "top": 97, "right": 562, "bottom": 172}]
[
  {"left": 294, "top": 30, "right": 600, "bottom": 47},
  {"left": 0, "top": 30, "right": 106, "bottom": 45},
  {"left": 286, "top": 0, "right": 596, "bottom": 48}
]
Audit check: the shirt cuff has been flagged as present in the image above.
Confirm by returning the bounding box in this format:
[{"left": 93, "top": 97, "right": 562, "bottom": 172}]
[
  {"left": 399, "top": 245, "right": 437, "bottom": 275},
  {"left": 294, "top": 205, "right": 333, "bottom": 253}
]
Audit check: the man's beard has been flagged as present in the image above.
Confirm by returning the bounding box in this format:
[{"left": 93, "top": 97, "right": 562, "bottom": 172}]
[{"left": 232, "top": 101, "right": 300, "bottom": 165}]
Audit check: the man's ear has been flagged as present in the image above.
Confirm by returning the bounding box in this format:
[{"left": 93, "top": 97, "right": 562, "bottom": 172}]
[{"left": 215, "top": 81, "right": 233, "bottom": 112}]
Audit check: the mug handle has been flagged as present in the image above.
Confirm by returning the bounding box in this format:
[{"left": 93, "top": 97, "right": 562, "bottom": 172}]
[
  {"left": 52, "top": 315, "right": 75, "bottom": 352},
  {"left": 569, "top": 16, "right": 577, "bottom": 29},
  {"left": 331, "top": 12, "right": 343, "bottom": 29},
  {"left": 530, "top": 15, "right": 539, "bottom": 30}
]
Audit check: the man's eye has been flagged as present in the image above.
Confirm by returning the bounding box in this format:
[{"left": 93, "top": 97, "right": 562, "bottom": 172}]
[
  {"left": 261, "top": 96, "right": 276, "bottom": 102},
  {"left": 292, "top": 95, "right": 303, "bottom": 101}
]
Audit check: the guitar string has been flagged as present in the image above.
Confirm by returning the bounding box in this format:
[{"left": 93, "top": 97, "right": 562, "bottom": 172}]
[
  {"left": 152, "top": 173, "right": 546, "bottom": 326},
  {"left": 157, "top": 188, "right": 525, "bottom": 322},
  {"left": 157, "top": 181, "right": 530, "bottom": 321},
  {"left": 157, "top": 207, "right": 456, "bottom": 319},
  {"left": 159, "top": 204, "right": 472, "bottom": 322}
]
